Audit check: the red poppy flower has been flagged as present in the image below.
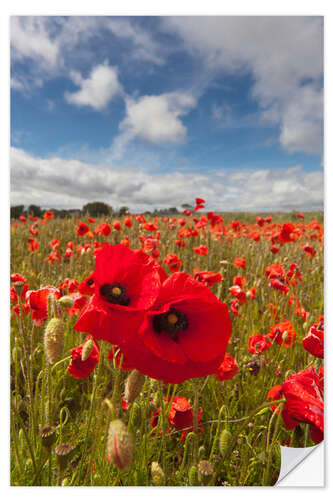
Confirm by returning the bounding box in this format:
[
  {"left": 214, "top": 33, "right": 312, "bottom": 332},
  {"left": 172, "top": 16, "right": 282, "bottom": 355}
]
[
  {"left": 119, "top": 272, "right": 232, "bottom": 383},
  {"left": 169, "top": 396, "right": 203, "bottom": 441},
  {"left": 269, "top": 278, "right": 290, "bottom": 294},
  {"left": 193, "top": 269, "right": 222, "bottom": 287},
  {"left": 77, "top": 222, "right": 90, "bottom": 236},
  {"left": 10, "top": 273, "right": 26, "bottom": 283},
  {"left": 124, "top": 217, "right": 132, "bottom": 228},
  {"left": 193, "top": 245, "right": 209, "bottom": 256},
  {"left": 25, "top": 286, "right": 61, "bottom": 326},
  {"left": 214, "top": 352, "right": 239, "bottom": 381},
  {"left": 233, "top": 275, "right": 246, "bottom": 288},
  {"left": 248, "top": 334, "right": 272, "bottom": 355},
  {"left": 214, "top": 352, "right": 239, "bottom": 382},
  {"left": 68, "top": 336, "right": 100, "bottom": 379},
  {"left": 94, "top": 223, "right": 111, "bottom": 236},
  {"left": 50, "top": 238, "right": 60, "bottom": 250},
  {"left": 302, "top": 318, "right": 324, "bottom": 358},
  {"left": 234, "top": 257, "right": 246, "bottom": 269},
  {"left": 74, "top": 244, "right": 163, "bottom": 346},
  {"left": 113, "top": 220, "right": 121, "bottom": 231},
  {"left": 27, "top": 237, "right": 39, "bottom": 252},
  {"left": 265, "top": 263, "right": 284, "bottom": 280},
  {"left": 59, "top": 279, "right": 79, "bottom": 294},
  {"left": 164, "top": 254, "right": 182, "bottom": 272},
  {"left": 267, "top": 320, "right": 296, "bottom": 347},
  {"left": 282, "top": 367, "right": 324, "bottom": 444}
]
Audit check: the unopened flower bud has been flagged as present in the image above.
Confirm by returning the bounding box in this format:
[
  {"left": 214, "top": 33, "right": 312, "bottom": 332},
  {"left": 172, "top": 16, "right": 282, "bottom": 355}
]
[
  {"left": 107, "top": 419, "right": 134, "bottom": 471},
  {"left": 58, "top": 296, "right": 74, "bottom": 309},
  {"left": 219, "top": 429, "right": 232, "bottom": 458},
  {"left": 44, "top": 318, "right": 64, "bottom": 364},
  {"left": 124, "top": 370, "right": 145, "bottom": 404},
  {"left": 151, "top": 461, "right": 165, "bottom": 485},
  {"left": 40, "top": 425, "right": 57, "bottom": 449},
  {"left": 13, "top": 281, "right": 24, "bottom": 296},
  {"left": 198, "top": 460, "right": 214, "bottom": 485},
  {"left": 54, "top": 443, "right": 75, "bottom": 470},
  {"left": 81, "top": 337, "right": 93, "bottom": 361}
]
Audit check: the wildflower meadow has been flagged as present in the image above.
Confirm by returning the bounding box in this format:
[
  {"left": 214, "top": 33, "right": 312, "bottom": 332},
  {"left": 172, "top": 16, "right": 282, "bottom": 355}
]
[{"left": 10, "top": 201, "right": 324, "bottom": 486}]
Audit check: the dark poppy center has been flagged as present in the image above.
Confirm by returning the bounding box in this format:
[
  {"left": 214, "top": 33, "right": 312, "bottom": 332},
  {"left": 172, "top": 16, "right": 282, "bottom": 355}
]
[
  {"left": 153, "top": 307, "right": 188, "bottom": 341},
  {"left": 99, "top": 282, "right": 130, "bottom": 306}
]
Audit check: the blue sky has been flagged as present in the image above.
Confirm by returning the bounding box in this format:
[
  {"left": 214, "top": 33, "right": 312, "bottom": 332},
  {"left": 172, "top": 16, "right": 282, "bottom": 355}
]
[{"left": 10, "top": 16, "right": 324, "bottom": 211}]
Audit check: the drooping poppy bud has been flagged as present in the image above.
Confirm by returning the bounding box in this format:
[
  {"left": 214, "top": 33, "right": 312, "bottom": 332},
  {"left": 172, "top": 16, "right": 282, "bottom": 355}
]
[{"left": 124, "top": 370, "right": 145, "bottom": 404}]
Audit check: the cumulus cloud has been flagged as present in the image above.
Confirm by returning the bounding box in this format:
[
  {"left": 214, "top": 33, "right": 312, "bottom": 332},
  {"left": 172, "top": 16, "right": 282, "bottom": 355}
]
[
  {"left": 10, "top": 147, "right": 323, "bottom": 212},
  {"left": 118, "top": 92, "right": 196, "bottom": 145},
  {"left": 65, "top": 62, "right": 122, "bottom": 110},
  {"left": 164, "top": 16, "right": 323, "bottom": 155}
]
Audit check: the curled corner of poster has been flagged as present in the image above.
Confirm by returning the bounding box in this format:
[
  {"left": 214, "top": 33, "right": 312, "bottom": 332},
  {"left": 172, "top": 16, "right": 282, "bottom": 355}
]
[{"left": 276, "top": 442, "right": 324, "bottom": 487}]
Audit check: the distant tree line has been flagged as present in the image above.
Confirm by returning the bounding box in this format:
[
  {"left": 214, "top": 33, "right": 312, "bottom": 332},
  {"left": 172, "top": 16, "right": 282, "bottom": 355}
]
[{"left": 10, "top": 201, "right": 183, "bottom": 219}]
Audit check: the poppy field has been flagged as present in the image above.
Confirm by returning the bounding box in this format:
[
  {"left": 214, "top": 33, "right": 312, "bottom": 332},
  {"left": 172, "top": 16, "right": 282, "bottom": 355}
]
[{"left": 10, "top": 202, "right": 324, "bottom": 486}]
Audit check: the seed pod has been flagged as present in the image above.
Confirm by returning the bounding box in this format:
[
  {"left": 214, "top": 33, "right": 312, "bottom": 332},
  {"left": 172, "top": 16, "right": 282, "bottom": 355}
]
[
  {"left": 198, "top": 460, "right": 214, "bottom": 485},
  {"left": 188, "top": 465, "right": 199, "bottom": 486},
  {"left": 54, "top": 443, "right": 75, "bottom": 470},
  {"left": 151, "top": 461, "right": 165, "bottom": 486},
  {"left": 58, "top": 296, "right": 74, "bottom": 309},
  {"left": 13, "top": 281, "right": 25, "bottom": 296},
  {"left": 44, "top": 318, "right": 64, "bottom": 364},
  {"left": 219, "top": 429, "right": 232, "bottom": 458},
  {"left": 81, "top": 337, "right": 93, "bottom": 361},
  {"left": 107, "top": 419, "right": 134, "bottom": 471},
  {"left": 40, "top": 425, "right": 57, "bottom": 449},
  {"left": 124, "top": 370, "right": 145, "bottom": 404}
]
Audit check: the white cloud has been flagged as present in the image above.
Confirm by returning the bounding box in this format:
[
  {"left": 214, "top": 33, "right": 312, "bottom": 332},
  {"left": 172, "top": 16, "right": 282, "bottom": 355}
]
[
  {"left": 164, "top": 16, "right": 323, "bottom": 155},
  {"left": 118, "top": 92, "right": 196, "bottom": 145},
  {"left": 64, "top": 62, "right": 122, "bottom": 111},
  {"left": 106, "top": 18, "right": 165, "bottom": 65},
  {"left": 10, "top": 147, "right": 323, "bottom": 212}
]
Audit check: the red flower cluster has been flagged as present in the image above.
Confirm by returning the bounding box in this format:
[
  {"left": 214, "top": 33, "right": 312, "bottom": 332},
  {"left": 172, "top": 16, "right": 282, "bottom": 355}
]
[{"left": 75, "top": 244, "right": 232, "bottom": 383}]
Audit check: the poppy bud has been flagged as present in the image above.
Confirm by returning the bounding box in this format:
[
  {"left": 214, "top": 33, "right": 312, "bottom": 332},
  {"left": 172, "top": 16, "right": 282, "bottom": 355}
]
[
  {"left": 54, "top": 443, "right": 75, "bottom": 471},
  {"left": 151, "top": 461, "right": 165, "bottom": 485},
  {"left": 40, "top": 425, "right": 57, "bottom": 449},
  {"left": 188, "top": 465, "right": 199, "bottom": 486},
  {"left": 13, "top": 281, "right": 24, "bottom": 296},
  {"left": 81, "top": 337, "right": 93, "bottom": 362},
  {"left": 58, "top": 296, "right": 74, "bottom": 309},
  {"left": 107, "top": 420, "right": 134, "bottom": 471},
  {"left": 124, "top": 370, "right": 145, "bottom": 404},
  {"left": 44, "top": 318, "right": 64, "bottom": 364},
  {"left": 198, "top": 460, "right": 214, "bottom": 485},
  {"left": 219, "top": 429, "right": 232, "bottom": 458}
]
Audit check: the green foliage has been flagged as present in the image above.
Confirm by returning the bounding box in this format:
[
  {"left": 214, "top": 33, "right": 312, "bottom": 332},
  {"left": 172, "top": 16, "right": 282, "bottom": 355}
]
[{"left": 82, "top": 201, "right": 112, "bottom": 217}]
